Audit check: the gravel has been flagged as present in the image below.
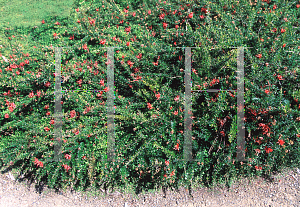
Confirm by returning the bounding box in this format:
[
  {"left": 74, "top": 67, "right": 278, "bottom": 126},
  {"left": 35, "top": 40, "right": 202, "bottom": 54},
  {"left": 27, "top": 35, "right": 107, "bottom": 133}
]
[{"left": 0, "top": 166, "right": 299, "bottom": 207}]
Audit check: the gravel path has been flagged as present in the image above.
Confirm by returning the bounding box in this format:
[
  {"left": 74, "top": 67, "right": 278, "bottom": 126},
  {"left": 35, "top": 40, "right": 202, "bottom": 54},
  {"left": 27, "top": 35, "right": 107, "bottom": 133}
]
[{"left": 0, "top": 166, "right": 299, "bottom": 207}]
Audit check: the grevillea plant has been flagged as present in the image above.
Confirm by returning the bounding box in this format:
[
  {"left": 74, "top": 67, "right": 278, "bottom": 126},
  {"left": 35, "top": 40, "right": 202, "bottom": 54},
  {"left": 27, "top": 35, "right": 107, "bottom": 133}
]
[{"left": 0, "top": 0, "right": 299, "bottom": 195}]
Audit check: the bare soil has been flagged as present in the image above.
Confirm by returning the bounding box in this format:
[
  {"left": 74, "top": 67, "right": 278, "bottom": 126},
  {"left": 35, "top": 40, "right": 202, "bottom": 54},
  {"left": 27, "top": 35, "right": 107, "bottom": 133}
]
[{"left": 0, "top": 166, "right": 299, "bottom": 207}]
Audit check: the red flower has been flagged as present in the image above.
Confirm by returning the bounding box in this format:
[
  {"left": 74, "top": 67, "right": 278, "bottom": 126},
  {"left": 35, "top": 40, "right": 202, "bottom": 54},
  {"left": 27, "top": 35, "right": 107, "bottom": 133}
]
[
  {"left": 125, "top": 26, "right": 131, "bottom": 33},
  {"left": 265, "top": 146, "right": 273, "bottom": 154},
  {"left": 165, "top": 159, "right": 169, "bottom": 166},
  {"left": 53, "top": 33, "right": 57, "bottom": 37},
  {"left": 44, "top": 127, "right": 50, "bottom": 132},
  {"left": 126, "top": 42, "right": 130, "bottom": 46},
  {"left": 41, "top": 20, "right": 45, "bottom": 24},
  {"left": 255, "top": 165, "right": 262, "bottom": 170},
  {"left": 265, "top": 89, "right": 270, "bottom": 94},
  {"left": 62, "top": 164, "right": 71, "bottom": 172},
  {"left": 155, "top": 92, "right": 161, "bottom": 100},
  {"left": 69, "top": 35, "right": 74, "bottom": 40},
  {"left": 100, "top": 79, "right": 105, "bottom": 86},
  {"left": 76, "top": 79, "right": 82, "bottom": 85},
  {"left": 281, "top": 28, "right": 286, "bottom": 33},
  {"left": 46, "top": 111, "right": 50, "bottom": 116},
  {"left": 174, "top": 143, "right": 180, "bottom": 151},
  {"left": 28, "top": 91, "right": 35, "bottom": 98},
  {"left": 83, "top": 44, "right": 88, "bottom": 50},
  {"left": 282, "top": 43, "right": 286, "bottom": 48},
  {"left": 153, "top": 61, "right": 158, "bottom": 66},
  {"left": 4, "top": 113, "right": 9, "bottom": 118},
  {"left": 136, "top": 53, "right": 142, "bottom": 59},
  {"left": 54, "top": 21, "right": 61, "bottom": 25},
  {"left": 188, "top": 12, "right": 193, "bottom": 18},
  {"left": 70, "top": 110, "right": 76, "bottom": 118},
  {"left": 170, "top": 170, "right": 175, "bottom": 177},
  {"left": 99, "top": 39, "right": 106, "bottom": 45},
  {"left": 256, "top": 54, "right": 262, "bottom": 58},
  {"left": 159, "top": 13, "right": 165, "bottom": 20},
  {"left": 173, "top": 111, "right": 178, "bottom": 115},
  {"left": 272, "top": 28, "right": 277, "bottom": 33},
  {"left": 174, "top": 95, "right": 180, "bottom": 102},
  {"left": 76, "top": 8, "right": 79, "bottom": 12},
  {"left": 96, "top": 8, "right": 99, "bottom": 11},
  {"left": 147, "top": 103, "right": 153, "bottom": 110},
  {"left": 277, "top": 75, "right": 283, "bottom": 80},
  {"left": 277, "top": 139, "right": 285, "bottom": 146},
  {"left": 64, "top": 154, "right": 71, "bottom": 160},
  {"left": 163, "top": 22, "right": 168, "bottom": 29},
  {"left": 34, "top": 158, "right": 43, "bottom": 168},
  {"left": 45, "top": 81, "right": 51, "bottom": 87},
  {"left": 50, "top": 120, "right": 54, "bottom": 125},
  {"left": 201, "top": 7, "right": 208, "bottom": 13},
  {"left": 175, "top": 25, "right": 179, "bottom": 29},
  {"left": 44, "top": 105, "right": 49, "bottom": 110},
  {"left": 297, "top": 4, "right": 300, "bottom": 8},
  {"left": 148, "top": 10, "right": 151, "bottom": 15},
  {"left": 163, "top": 174, "right": 167, "bottom": 178}
]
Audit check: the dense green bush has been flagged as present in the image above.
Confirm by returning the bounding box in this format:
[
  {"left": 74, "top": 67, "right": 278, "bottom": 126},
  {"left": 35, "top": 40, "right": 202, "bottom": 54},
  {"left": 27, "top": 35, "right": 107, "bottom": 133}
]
[{"left": 0, "top": 0, "right": 299, "bottom": 195}]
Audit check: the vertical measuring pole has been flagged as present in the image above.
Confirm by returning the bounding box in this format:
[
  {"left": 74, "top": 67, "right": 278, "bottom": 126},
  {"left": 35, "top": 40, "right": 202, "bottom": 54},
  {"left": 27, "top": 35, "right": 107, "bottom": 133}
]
[
  {"left": 107, "top": 47, "right": 116, "bottom": 161},
  {"left": 236, "top": 47, "right": 246, "bottom": 161},
  {"left": 53, "top": 47, "right": 63, "bottom": 162},
  {"left": 184, "top": 47, "right": 193, "bottom": 161}
]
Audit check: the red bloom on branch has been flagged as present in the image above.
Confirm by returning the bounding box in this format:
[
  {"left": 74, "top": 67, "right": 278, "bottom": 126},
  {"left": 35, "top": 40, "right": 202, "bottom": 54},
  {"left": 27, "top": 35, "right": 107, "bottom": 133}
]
[
  {"left": 155, "top": 92, "right": 161, "bottom": 100},
  {"left": 174, "top": 143, "right": 180, "bottom": 151},
  {"left": 159, "top": 13, "right": 165, "bottom": 20},
  {"left": 45, "top": 81, "right": 51, "bottom": 87},
  {"left": 34, "top": 158, "right": 43, "bottom": 168},
  {"left": 188, "top": 12, "right": 193, "bottom": 18},
  {"left": 70, "top": 110, "right": 76, "bottom": 118},
  {"left": 4, "top": 113, "right": 9, "bottom": 118},
  {"left": 41, "top": 20, "right": 45, "bottom": 24},
  {"left": 265, "top": 146, "right": 273, "bottom": 154},
  {"left": 28, "top": 91, "right": 35, "bottom": 98},
  {"left": 99, "top": 39, "right": 106, "bottom": 45},
  {"left": 277, "top": 139, "right": 285, "bottom": 146},
  {"left": 256, "top": 54, "right": 262, "bottom": 58},
  {"left": 281, "top": 28, "right": 286, "bottom": 33},
  {"left": 201, "top": 7, "right": 208, "bottom": 13},
  {"left": 163, "top": 22, "right": 168, "bottom": 29},
  {"left": 62, "top": 164, "right": 71, "bottom": 172},
  {"left": 125, "top": 26, "right": 131, "bottom": 33},
  {"left": 64, "top": 154, "right": 71, "bottom": 160},
  {"left": 255, "top": 165, "right": 262, "bottom": 171},
  {"left": 165, "top": 159, "right": 169, "bottom": 166},
  {"left": 147, "top": 103, "right": 153, "bottom": 110},
  {"left": 44, "top": 127, "right": 50, "bottom": 132},
  {"left": 277, "top": 75, "right": 283, "bottom": 80}
]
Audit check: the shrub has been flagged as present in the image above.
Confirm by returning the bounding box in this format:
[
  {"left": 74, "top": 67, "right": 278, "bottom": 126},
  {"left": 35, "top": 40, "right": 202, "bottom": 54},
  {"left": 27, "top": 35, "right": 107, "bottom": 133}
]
[{"left": 0, "top": 0, "right": 299, "bottom": 195}]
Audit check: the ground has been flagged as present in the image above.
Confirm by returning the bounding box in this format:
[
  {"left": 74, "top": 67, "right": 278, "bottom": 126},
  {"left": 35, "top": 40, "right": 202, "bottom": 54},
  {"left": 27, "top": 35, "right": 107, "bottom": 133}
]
[{"left": 0, "top": 165, "right": 299, "bottom": 206}]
